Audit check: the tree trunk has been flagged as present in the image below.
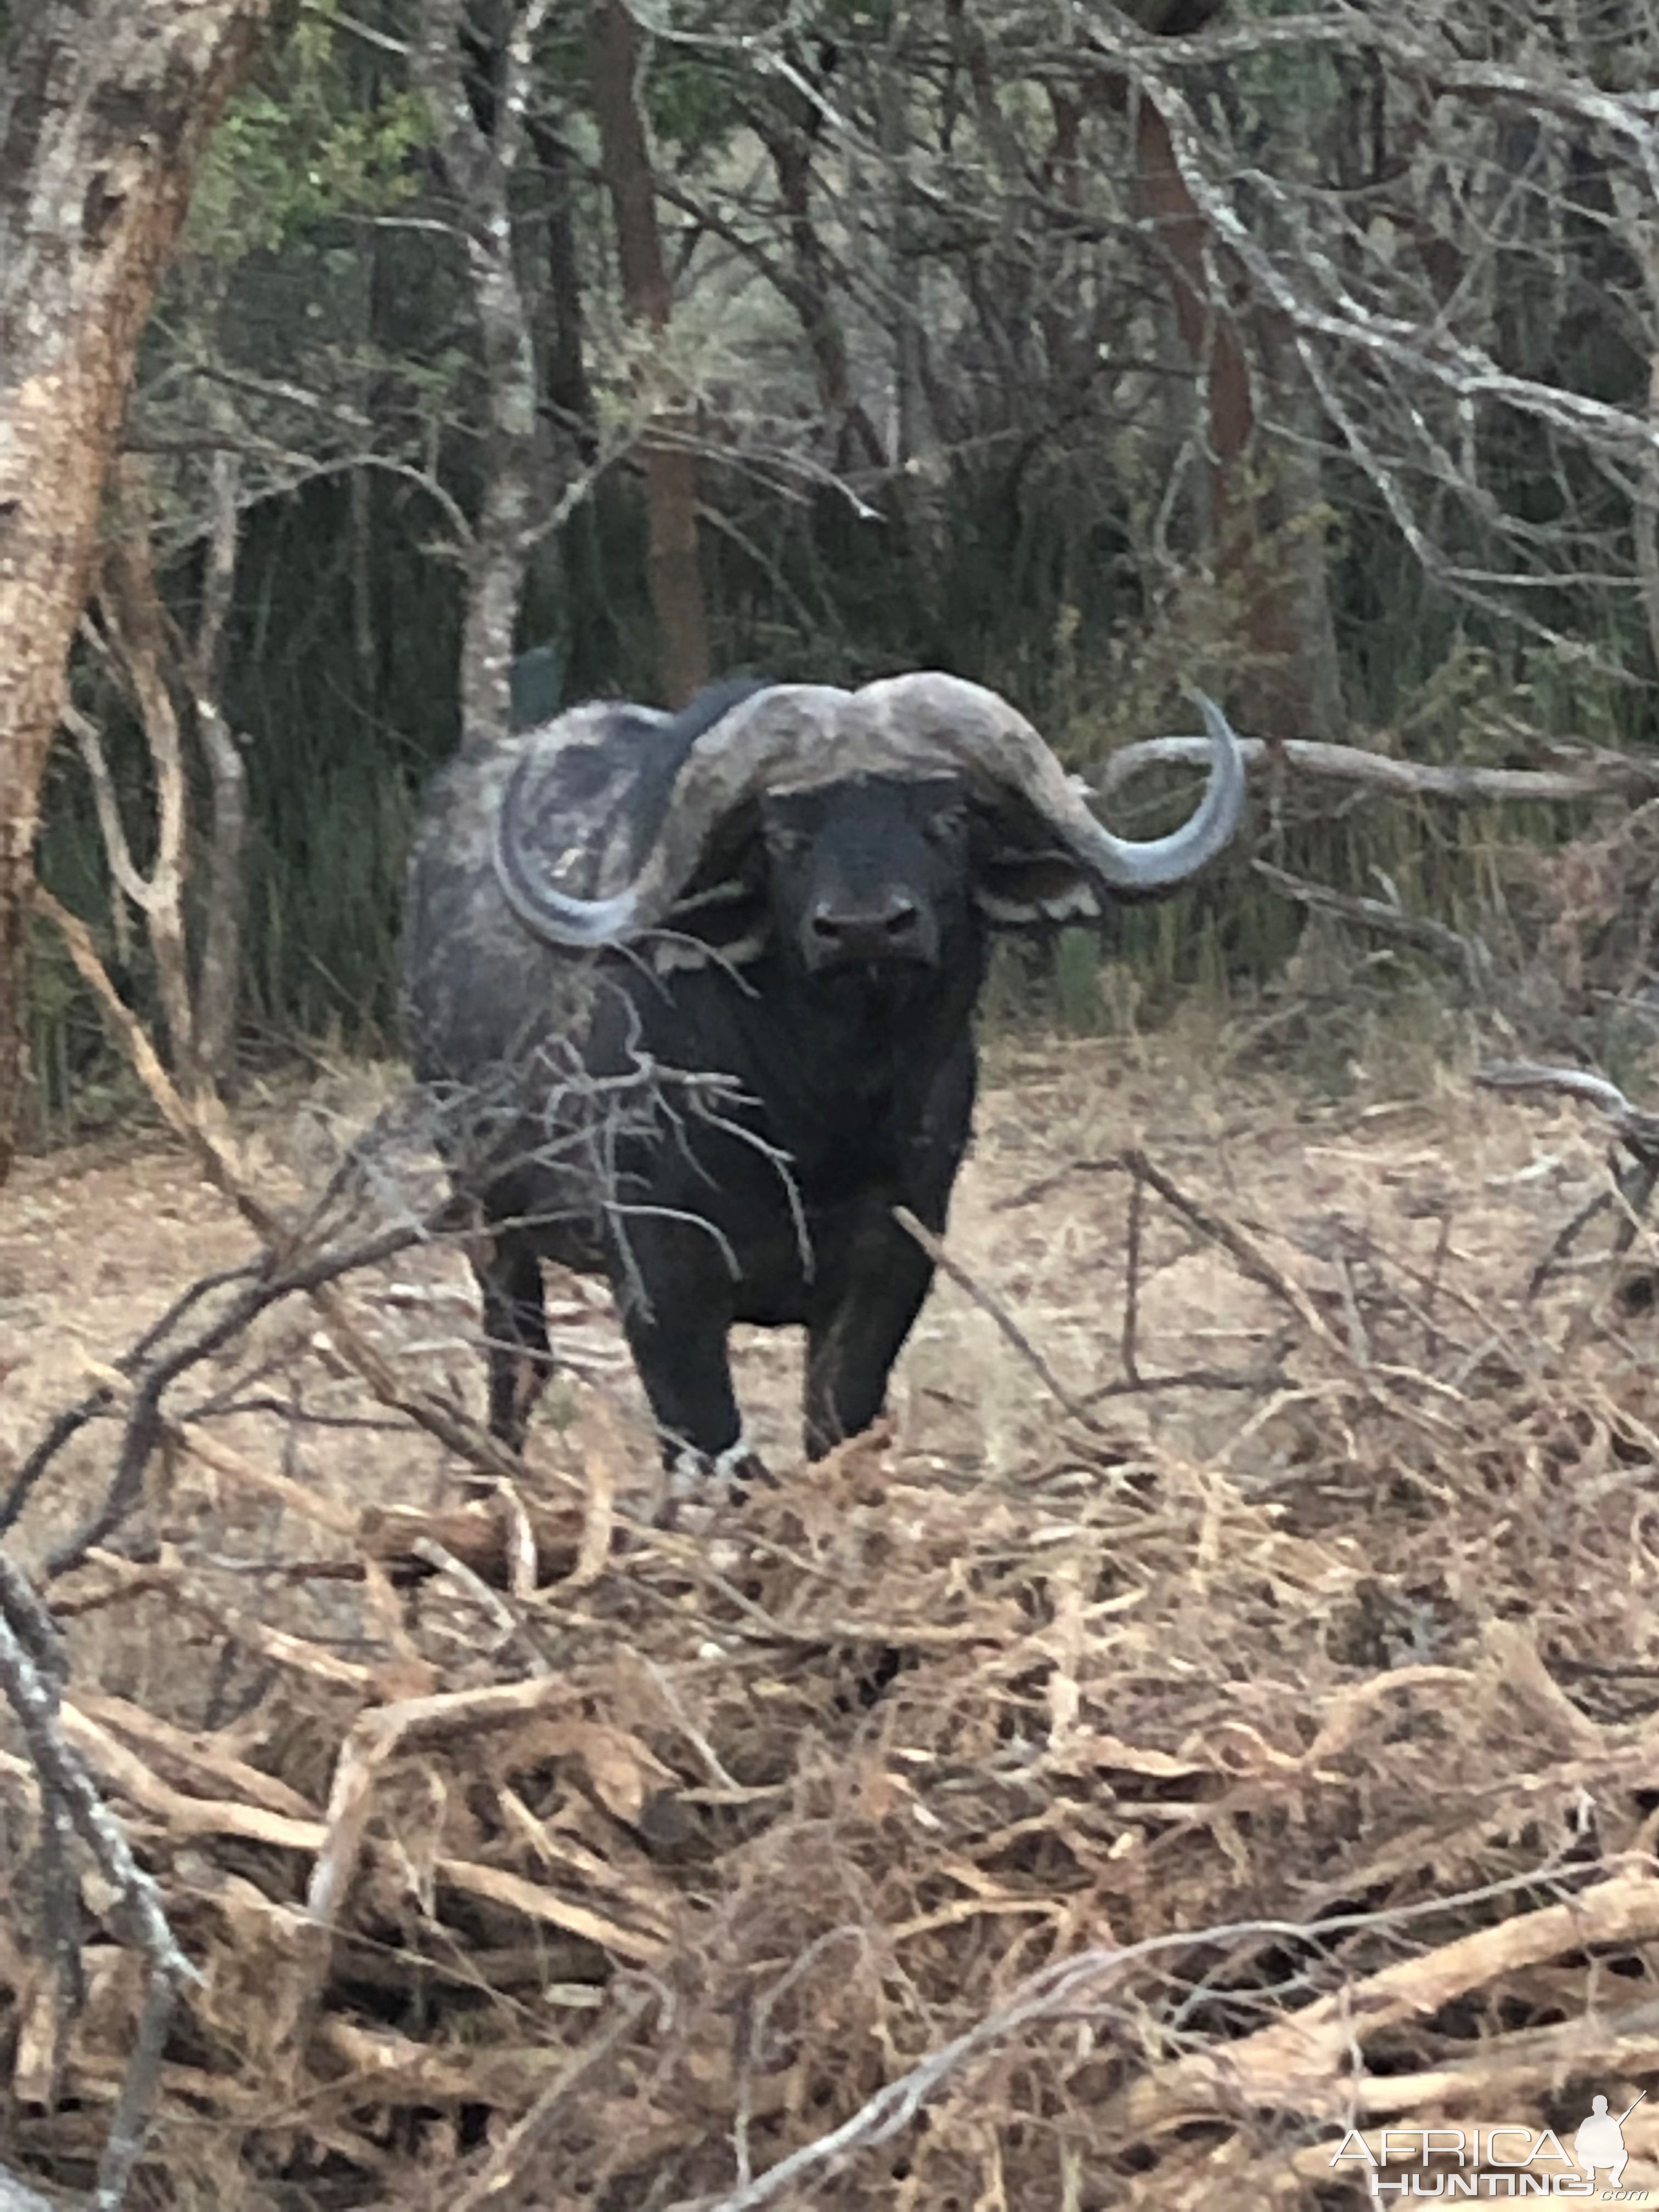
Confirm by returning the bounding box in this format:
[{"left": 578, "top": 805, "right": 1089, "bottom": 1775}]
[
  {"left": 0, "top": 0, "right": 273, "bottom": 1184},
  {"left": 1135, "top": 90, "right": 1342, "bottom": 736},
  {"left": 877, "top": 35, "right": 946, "bottom": 610},
  {"left": 420, "top": 0, "right": 552, "bottom": 751},
  {"left": 589, "top": 0, "right": 709, "bottom": 708},
  {"left": 747, "top": 57, "right": 885, "bottom": 473},
  {"left": 530, "top": 117, "right": 599, "bottom": 465},
  {"left": 189, "top": 447, "right": 249, "bottom": 1088}
]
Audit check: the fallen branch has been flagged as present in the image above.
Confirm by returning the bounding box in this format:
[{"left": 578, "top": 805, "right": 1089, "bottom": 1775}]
[
  {"left": 1095, "top": 730, "right": 1656, "bottom": 806},
  {"left": 662, "top": 1872, "right": 1646, "bottom": 2212},
  {"left": 1119, "top": 1149, "right": 1338, "bottom": 1351},
  {"left": 1107, "top": 1867, "right": 1659, "bottom": 2133},
  {"left": 1477, "top": 1059, "right": 1659, "bottom": 1294},
  {"left": 1476, "top": 1059, "right": 1659, "bottom": 1152},
  {"left": 448, "top": 1989, "right": 657, "bottom": 2212},
  {"left": 63, "top": 1548, "right": 416, "bottom": 1695},
  {"left": 1253, "top": 859, "right": 1494, "bottom": 986},
  {"left": 893, "top": 1205, "right": 1110, "bottom": 1436},
  {"left": 0, "top": 1560, "right": 198, "bottom": 2212},
  {"left": 356, "top": 1496, "right": 584, "bottom": 1587}
]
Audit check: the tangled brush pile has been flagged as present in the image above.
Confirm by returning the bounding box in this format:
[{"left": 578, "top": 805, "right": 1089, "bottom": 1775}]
[{"left": 4, "top": 1042, "right": 1659, "bottom": 2210}]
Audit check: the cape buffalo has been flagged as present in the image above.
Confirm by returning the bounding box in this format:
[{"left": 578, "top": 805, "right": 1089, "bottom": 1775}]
[{"left": 402, "top": 673, "right": 1245, "bottom": 1498}]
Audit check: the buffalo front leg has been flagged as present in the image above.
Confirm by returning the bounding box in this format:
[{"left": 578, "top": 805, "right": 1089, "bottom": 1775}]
[
  {"left": 804, "top": 1220, "right": 936, "bottom": 1459},
  {"left": 611, "top": 1263, "right": 767, "bottom": 1505},
  {"left": 470, "top": 1232, "right": 554, "bottom": 1450},
  {"left": 610, "top": 1229, "right": 774, "bottom": 1522}
]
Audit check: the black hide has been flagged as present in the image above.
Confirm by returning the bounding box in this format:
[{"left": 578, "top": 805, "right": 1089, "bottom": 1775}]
[{"left": 405, "top": 709, "right": 990, "bottom": 1483}]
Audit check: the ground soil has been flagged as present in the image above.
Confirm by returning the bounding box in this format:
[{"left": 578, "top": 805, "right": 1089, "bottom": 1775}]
[{"left": 0, "top": 1025, "right": 1605, "bottom": 1545}]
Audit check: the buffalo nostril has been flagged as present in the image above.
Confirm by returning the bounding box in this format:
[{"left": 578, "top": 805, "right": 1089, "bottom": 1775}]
[{"left": 807, "top": 896, "right": 928, "bottom": 962}]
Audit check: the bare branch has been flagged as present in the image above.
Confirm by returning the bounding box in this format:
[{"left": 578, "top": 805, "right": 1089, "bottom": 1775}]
[
  {"left": 1475, "top": 1060, "right": 1659, "bottom": 1145},
  {"left": 892, "top": 1204, "right": 1112, "bottom": 1437},
  {"left": 0, "top": 1580, "right": 197, "bottom": 2211},
  {"left": 665, "top": 1871, "right": 1644, "bottom": 2212},
  {"left": 1096, "top": 733, "right": 1659, "bottom": 808},
  {"left": 1254, "top": 859, "right": 1495, "bottom": 988}
]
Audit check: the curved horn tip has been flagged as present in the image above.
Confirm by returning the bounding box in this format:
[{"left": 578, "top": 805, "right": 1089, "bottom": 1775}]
[
  {"left": 1186, "top": 688, "right": 1235, "bottom": 735},
  {"left": 1083, "top": 682, "right": 1248, "bottom": 893}
]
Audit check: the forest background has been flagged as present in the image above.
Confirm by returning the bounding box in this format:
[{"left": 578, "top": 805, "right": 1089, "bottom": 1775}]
[{"left": 8, "top": 0, "right": 1659, "bottom": 1146}]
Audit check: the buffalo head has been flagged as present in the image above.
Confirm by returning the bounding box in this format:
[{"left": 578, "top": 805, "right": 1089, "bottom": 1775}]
[
  {"left": 759, "top": 774, "right": 968, "bottom": 975},
  {"left": 489, "top": 673, "right": 1246, "bottom": 963}
]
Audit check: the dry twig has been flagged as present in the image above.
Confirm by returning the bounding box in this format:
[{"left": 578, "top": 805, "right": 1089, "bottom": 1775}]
[
  {"left": 1477, "top": 1058, "right": 1659, "bottom": 1294},
  {"left": 0, "top": 1558, "right": 197, "bottom": 2211},
  {"left": 893, "top": 1205, "right": 1110, "bottom": 1435}
]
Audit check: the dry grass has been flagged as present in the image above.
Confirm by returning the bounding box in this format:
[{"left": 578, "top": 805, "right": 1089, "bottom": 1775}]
[{"left": 5, "top": 1019, "right": 1659, "bottom": 2210}]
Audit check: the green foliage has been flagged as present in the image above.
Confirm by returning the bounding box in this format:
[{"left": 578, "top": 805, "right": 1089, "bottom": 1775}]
[
  {"left": 189, "top": 15, "right": 430, "bottom": 262},
  {"left": 251, "top": 751, "right": 416, "bottom": 1045}
]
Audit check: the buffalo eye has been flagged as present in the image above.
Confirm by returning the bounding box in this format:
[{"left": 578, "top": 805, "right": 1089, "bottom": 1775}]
[{"left": 923, "top": 808, "right": 968, "bottom": 847}]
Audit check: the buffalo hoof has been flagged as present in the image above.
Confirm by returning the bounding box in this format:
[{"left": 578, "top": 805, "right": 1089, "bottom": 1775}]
[{"left": 654, "top": 1438, "right": 776, "bottom": 1530}]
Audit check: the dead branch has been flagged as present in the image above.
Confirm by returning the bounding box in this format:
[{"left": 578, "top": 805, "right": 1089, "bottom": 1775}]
[
  {"left": 1119, "top": 1147, "right": 1338, "bottom": 1350},
  {"left": 63, "top": 1550, "right": 416, "bottom": 1695},
  {"left": 447, "top": 1989, "right": 657, "bottom": 2212},
  {"left": 28, "top": 1207, "right": 457, "bottom": 1578},
  {"left": 0, "top": 1562, "right": 196, "bottom": 2212},
  {"left": 24, "top": 890, "right": 654, "bottom": 1565},
  {"left": 1477, "top": 1060, "right": 1659, "bottom": 1295},
  {"left": 663, "top": 1872, "right": 1645, "bottom": 2212},
  {"left": 1254, "top": 859, "right": 1494, "bottom": 986},
  {"left": 1121, "top": 1165, "right": 1145, "bottom": 1386},
  {"left": 893, "top": 1205, "right": 1110, "bottom": 1435},
  {"left": 0, "top": 1257, "right": 258, "bottom": 1536},
  {"left": 356, "top": 1495, "right": 583, "bottom": 1587},
  {"left": 300, "top": 1675, "right": 663, "bottom": 2050},
  {"left": 37, "top": 1656, "right": 673, "bottom": 1987},
  {"left": 69, "top": 1691, "right": 317, "bottom": 1819},
  {"left": 33, "top": 887, "right": 216, "bottom": 1161},
  {"left": 1095, "top": 730, "right": 1657, "bottom": 807},
  {"left": 1108, "top": 1869, "right": 1659, "bottom": 2134},
  {"left": 1085, "top": 1359, "right": 1294, "bottom": 1403},
  {"left": 1477, "top": 1059, "right": 1659, "bottom": 1154}
]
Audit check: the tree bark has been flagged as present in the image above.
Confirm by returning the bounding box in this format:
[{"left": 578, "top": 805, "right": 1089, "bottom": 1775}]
[
  {"left": 1135, "top": 89, "right": 1342, "bottom": 736},
  {"left": 189, "top": 445, "right": 248, "bottom": 1088},
  {"left": 589, "top": 0, "right": 710, "bottom": 708},
  {"left": 95, "top": 469, "right": 201, "bottom": 1091},
  {"left": 529, "top": 117, "right": 599, "bottom": 465},
  {"left": 0, "top": 0, "right": 273, "bottom": 1184},
  {"left": 420, "top": 0, "right": 552, "bottom": 751}
]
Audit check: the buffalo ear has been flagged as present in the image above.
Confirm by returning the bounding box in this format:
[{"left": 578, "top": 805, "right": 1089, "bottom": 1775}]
[
  {"left": 969, "top": 799, "right": 1103, "bottom": 926},
  {"left": 972, "top": 852, "right": 1103, "bottom": 928}
]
